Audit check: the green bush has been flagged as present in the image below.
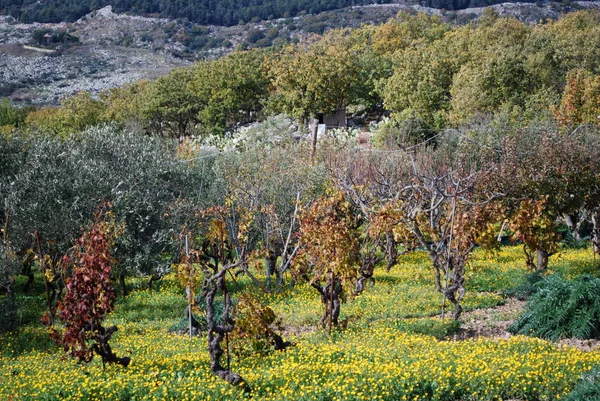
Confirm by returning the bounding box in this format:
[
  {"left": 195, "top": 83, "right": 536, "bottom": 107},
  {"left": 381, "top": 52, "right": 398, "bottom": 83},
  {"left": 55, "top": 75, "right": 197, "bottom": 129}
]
[
  {"left": 0, "top": 99, "right": 32, "bottom": 128},
  {"left": 509, "top": 275, "right": 600, "bottom": 340}
]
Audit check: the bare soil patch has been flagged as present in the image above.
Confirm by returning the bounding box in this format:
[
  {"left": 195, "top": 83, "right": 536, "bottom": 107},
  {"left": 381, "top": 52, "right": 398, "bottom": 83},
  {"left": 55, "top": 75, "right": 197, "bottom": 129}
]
[{"left": 449, "top": 297, "right": 526, "bottom": 341}]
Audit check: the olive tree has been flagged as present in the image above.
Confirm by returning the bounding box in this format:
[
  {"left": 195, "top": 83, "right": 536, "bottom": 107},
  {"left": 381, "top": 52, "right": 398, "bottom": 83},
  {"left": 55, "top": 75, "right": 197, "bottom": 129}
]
[
  {"left": 266, "top": 29, "right": 363, "bottom": 126},
  {"left": 0, "top": 240, "right": 19, "bottom": 332},
  {"left": 2, "top": 126, "right": 209, "bottom": 302}
]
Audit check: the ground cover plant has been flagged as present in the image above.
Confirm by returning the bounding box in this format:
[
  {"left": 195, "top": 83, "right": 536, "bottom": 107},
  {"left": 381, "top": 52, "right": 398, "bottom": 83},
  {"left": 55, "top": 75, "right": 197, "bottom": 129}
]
[{"left": 2, "top": 246, "right": 600, "bottom": 400}]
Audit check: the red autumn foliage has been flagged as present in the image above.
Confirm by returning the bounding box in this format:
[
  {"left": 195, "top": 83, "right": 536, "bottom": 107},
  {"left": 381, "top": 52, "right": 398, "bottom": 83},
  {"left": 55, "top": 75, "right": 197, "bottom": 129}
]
[{"left": 42, "top": 220, "right": 130, "bottom": 367}]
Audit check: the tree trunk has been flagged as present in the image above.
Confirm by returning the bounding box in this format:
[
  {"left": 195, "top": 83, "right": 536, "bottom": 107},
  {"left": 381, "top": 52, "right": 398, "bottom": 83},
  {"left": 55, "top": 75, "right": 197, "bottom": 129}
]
[
  {"left": 592, "top": 210, "right": 600, "bottom": 256},
  {"left": 356, "top": 252, "right": 379, "bottom": 294},
  {"left": 93, "top": 325, "right": 130, "bottom": 368},
  {"left": 429, "top": 254, "right": 465, "bottom": 321},
  {"left": 56, "top": 276, "right": 64, "bottom": 303},
  {"left": 265, "top": 251, "right": 277, "bottom": 292},
  {"left": 310, "top": 278, "right": 342, "bottom": 329},
  {"left": 522, "top": 245, "right": 537, "bottom": 271},
  {"left": 47, "top": 280, "right": 57, "bottom": 312},
  {"left": 148, "top": 274, "right": 160, "bottom": 291},
  {"left": 276, "top": 245, "right": 300, "bottom": 293},
  {"left": 564, "top": 213, "right": 582, "bottom": 241},
  {"left": 35, "top": 231, "right": 55, "bottom": 313},
  {"left": 536, "top": 248, "right": 549, "bottom": 271},
  {"left": 208, "top": 329, "right": 248, "bottom": 388},
  {"left": 445, "top": 289, "right": 463, "bottom": 320},
  {"left": 119, "top": 271, "right": 128, "bottom": 297},
  {"left": 385, "top": 231, "right": 398, "bottom": 272}
]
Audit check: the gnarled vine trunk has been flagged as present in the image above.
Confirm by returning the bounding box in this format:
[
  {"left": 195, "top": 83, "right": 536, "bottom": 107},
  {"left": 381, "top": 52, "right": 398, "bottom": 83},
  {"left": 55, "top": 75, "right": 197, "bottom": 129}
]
[
  {"left": 536, "top": 248, "right": 549, "bottom": 271},
  {"left": 92, "top": 325, "right": 131, "bottom": 368},
  {"left": 523, "top": 245, "right": 551, "bottom": 271},
  {"left": 356, "top": 250, "right": 381, "bottom": 295},
  {"left": 310, "top": 276, "right": 342, "bottom": 329},
  {"left": 203, "top": 269, "right": 250, "bottom": 392},
  {"left": 430, "top": 253, "right": 466, "bottom": 321},
  {"left": 385, "top": 231, "right": 398, "bottom": 272},
  {"left": 265, "top": 249, "right": 279, "bottom": 292},
  {"left": 148, "top": 274, "right": 161, "bottom": 291}
]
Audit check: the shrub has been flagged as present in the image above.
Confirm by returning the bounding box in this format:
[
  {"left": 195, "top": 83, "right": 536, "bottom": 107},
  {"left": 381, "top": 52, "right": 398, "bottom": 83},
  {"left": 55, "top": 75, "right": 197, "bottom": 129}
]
[
  {"left": 509, "top": 275, "right": 600, "bottom": 340},
  {"left": 230, "top": 293, "right": 290, "bottom": 357},
  {"left": 371, "top": 113, "right": 435, "bottom": 149},
  {"left": 246, "top": 29, "right": 265, "bottom": 44},
  {"left": 0, "top": 99, "right": 33, "bottom": 129}
]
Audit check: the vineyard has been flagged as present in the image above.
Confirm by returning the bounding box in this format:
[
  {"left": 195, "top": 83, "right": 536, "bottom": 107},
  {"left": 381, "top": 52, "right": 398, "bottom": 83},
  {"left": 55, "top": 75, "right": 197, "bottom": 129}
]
[
  {"left": 2, "top": 247, "right": 600, "bottom": 401},
  {"left": 3, "top": 9, "right": 600, "bottom": 401}
]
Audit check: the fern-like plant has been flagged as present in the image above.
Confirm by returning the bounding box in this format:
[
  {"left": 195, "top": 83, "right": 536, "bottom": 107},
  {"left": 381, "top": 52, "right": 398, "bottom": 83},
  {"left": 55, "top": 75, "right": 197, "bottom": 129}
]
[{"left": 509, "top": 275, "right": 600, "bottom": 341}]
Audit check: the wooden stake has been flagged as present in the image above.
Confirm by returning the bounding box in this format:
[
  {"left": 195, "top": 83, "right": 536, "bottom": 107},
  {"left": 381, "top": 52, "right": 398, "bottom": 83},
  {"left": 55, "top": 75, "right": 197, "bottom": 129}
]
[
  {"left": 224, "top": 275, "right": 231, "bottom": 372},
  {"left": 35, "top": 230, "right": 52, "bottom": 314},
  {"left": 442, "top": 193, "right": 457, "bottom": 320},
  {"left": 329, "top": 271, "right": 334, "bottom": 335},
  {"left": 497, "top": 219, "right": 508, "bottom": 242},
  {"left": 311, "top": 118, "right": 318, "bottom": 164},
  {"left": 186, "top": 235, "right": 192, "bottom": 340}
]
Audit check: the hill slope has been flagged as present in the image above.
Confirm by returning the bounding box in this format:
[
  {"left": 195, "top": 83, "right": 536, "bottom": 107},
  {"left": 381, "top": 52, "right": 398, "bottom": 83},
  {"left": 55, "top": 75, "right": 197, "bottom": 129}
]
[{"left": 2, "top": 0, "right": 595, "bottom": 25}]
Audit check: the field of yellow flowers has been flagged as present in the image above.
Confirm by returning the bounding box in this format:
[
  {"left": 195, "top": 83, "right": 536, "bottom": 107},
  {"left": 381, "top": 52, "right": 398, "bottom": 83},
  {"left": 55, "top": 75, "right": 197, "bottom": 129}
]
[{"left": 1, "top": 246, "right": 599, "bottom": 401}]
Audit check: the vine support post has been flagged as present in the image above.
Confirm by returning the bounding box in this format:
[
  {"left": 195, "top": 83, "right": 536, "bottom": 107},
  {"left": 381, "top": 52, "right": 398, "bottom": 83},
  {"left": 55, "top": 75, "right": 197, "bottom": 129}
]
[
  {"left": 34, "top": 230, "right": 53, "bottom": 315},
  {"left": 185, "top": 234, "right": 193, "bottom": 340},
  {"left": 441, "top": 192, "right": 457, "bottom": 320},
  {"left": 223, "top": 275, "right": 231, "bottom": 373},
  {"left": 329, "top": 270, "right": 334, "bottom": 335}
]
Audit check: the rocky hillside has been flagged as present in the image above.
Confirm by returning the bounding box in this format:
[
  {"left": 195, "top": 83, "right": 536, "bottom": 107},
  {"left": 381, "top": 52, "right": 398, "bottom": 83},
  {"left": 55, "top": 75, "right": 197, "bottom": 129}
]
[
  {"left": 0, "top": 8, "right": 190, "bottom": 105},
  {"left": 1, "top": 1, "right": 599, "bottom": 106}
]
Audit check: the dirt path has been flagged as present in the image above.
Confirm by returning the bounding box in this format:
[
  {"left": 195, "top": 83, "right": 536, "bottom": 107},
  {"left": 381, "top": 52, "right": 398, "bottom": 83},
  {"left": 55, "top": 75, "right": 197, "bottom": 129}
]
[
  {"left": 22, "top": 45, "right": 56, "bottom": 54},
  {"left": 454, "top": 297, "right": 600, "bottom": 352},
  {"left": 453, "top": 297, "right": 526, "bottom": 341}
]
